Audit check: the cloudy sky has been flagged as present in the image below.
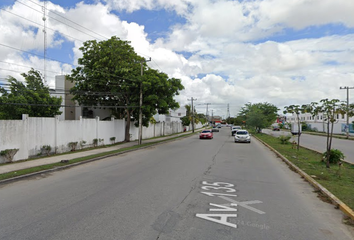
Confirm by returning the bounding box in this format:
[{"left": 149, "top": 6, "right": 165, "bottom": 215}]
[{"left": 1, "top": 0, "right": 354, "bottom": 118}]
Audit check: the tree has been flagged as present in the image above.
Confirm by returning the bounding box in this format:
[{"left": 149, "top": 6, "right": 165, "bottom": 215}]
[
  {"left": 283, "top": 104, "right": 307, "bottom": 151},
  {"left": 67, "top": 36, "right": 184, "bottom": 142},
  {"left": 0, "top": 69, "right": 62, "bottom": 119},
  {"left": 306, "top": 99, "right": 345, "bottom": 168},
  {"left": 239, "top": 102, "right": 278, "bottom": 133}
]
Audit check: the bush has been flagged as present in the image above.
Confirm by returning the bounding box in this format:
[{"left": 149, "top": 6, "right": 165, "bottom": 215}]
[
  {"left": 68, "top": 142, "right": 78, "bottom": 151},
  {"left": 322, "top": 149, "right": 344, "bottom": 164},
  {"left": 93, "top": 138, "right": 98, "bottom": 147},
  {"left": 110, "top": 137, "right": 116, "bottom": 144},
  {"left": 0, "top": 149, "right": 19, "bottom": 163},
  {"left": 80, "top": 140, "right": 86, "bottom": 149},
  {"left": 41, "top": 145, "right": 51, "bottom": 156},
  {"left": 278, "top": 135, "right": 291, "bottom": 144}
]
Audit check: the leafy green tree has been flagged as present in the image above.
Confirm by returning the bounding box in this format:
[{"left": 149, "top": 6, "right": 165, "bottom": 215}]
[
  {"left": 305, "top": 99, "right": 345, "bottom": 168},
  {"left": 67, "top": 36, "right": 184, "bottom": 141},
  {"left": 239, "top": 102, "right": 278, "bottom": 133},
  {"left": 196, "top": 113, "right": 207, "bottom": 124},
  {"left": 283, "top": 104, "right": 307, "bottom": 150},
  {"left": 181, "top": 116, "right": 190, "bottom": 126},
  {"left": 0, "top": 69, "right": 62, "bottom": 119}
]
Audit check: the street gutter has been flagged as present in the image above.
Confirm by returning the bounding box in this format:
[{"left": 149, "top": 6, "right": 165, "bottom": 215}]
[{"left": 254, "top": 135, "right": 354, "bottom": 221}]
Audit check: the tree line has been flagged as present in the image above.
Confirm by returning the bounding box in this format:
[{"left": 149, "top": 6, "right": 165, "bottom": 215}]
[{"left": 0, "top": 36, "right": 184, "bottom": 142}]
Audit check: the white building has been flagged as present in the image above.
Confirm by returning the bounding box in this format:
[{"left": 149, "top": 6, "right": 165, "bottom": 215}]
[
  {"left": 54, "top": 75, "right": 183, "bottom": 123},
  {"left": 284, "top": 112, "right": 354, "bottom": 135}
]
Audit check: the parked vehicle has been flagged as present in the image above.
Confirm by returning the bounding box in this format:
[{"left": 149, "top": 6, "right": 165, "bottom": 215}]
[
  {"left": 234, "top": 130, "right": 251, "bottom": 143},
  {"left": 231, "top": 126, "right": 242, "bottom": 136},
  {"left": 200, "top": 130, "right": 213, "bottom": 139},
  {"left": 291, "top": 124, "right": 302, "bottom": 135}
]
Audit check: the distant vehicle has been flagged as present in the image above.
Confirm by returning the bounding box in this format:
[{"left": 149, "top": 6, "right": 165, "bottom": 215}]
[
  {"left": 291, "top": 124, "right": 302, "bottom": 135},
  {"left": 212, "top": 127, "right": 219, "bottom": 132},
  {"left": 231, "top": 126, "right": 242, "bottom": 136},
  {"left": 273, "top": 126, "right": 280, "bottom": 131},
  {"left": 234, "top": 130, "right": 251, "bottom": 143},
  {"left": 200, "top": 130, "right": 213, "bottom": 139}
]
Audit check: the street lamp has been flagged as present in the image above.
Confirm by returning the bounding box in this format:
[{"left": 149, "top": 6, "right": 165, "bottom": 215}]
[{"left": 339, "top": 86, "right": 354, "bottom": 139}]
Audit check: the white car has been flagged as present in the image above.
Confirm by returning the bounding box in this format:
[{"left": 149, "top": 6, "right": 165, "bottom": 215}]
[
  {"left": 234, "top": 130, "right": 251, "bottom": 143},
  {"left": 231, "top": 126, "right": 242, "bottom": 136}
]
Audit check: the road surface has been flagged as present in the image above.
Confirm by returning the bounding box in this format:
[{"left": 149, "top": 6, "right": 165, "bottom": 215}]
[
  {"left": 263, "top": 129, "right": 354, "bottom": 164},
  {"left": 0, "top": 128, "right": 353, "bottom": 239}
]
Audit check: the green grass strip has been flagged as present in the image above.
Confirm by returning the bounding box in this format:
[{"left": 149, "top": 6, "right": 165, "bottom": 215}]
[{"left": 255, "top": 133, "right": 354, "bottom": 210}]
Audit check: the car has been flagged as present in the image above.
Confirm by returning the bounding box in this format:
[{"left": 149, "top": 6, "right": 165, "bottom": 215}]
[
  {"left": 212, "top": 127, "right": 219, "bottom": 132},
  {"left": 234, "top": 130, "right": 251, "bottom": 143},
  {"left": 231, "top": 126, "right": 242, "bottom": 136},
  {"left": 273, "top": 126, "right": 280, "bottom": 131},
  {"left": 200, "top": 130, "right": 213, "bottom": 139}
]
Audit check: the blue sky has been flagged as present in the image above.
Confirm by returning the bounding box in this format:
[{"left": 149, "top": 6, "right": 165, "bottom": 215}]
[{"left": 1, "top": 0, "right": 354, "bottom": 117}]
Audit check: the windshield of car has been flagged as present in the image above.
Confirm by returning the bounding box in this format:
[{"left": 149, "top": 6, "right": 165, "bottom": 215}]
[
  {"left": 236, "top": 131, "right": 248, "bottom": 135},
  {"left": 202, "top": 130, "right": 211, "bottom": 133}
]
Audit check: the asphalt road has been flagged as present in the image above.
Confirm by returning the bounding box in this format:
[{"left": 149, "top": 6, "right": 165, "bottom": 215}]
[
  {"left": 0, "top": 128, "right": 353, "bottom": 240},
  {"left": 263, "top": 129, "right": 354, "bottom": 164}
]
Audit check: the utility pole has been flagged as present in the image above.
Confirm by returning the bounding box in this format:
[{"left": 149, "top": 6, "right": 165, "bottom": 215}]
[
  {"left": 205, "top": 103, "right": 211, "bottom": 123},
  {"left": 188, "top": 97, "right": 197, "bottom": 132},
  {"left": 42, "top": 1, "right": 47, "bottom": 84},
  {"left": 227, "top": 103, "right": 230, "bottom": 120},
  {"left": 138, "top": 57, "right": 151, "bottom": 145},
  {"left": 340, "top": 86, "right": 354, "bottom": 139}
]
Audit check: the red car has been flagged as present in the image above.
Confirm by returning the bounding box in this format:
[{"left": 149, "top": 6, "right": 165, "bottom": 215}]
[{"left": 200, "top": 130, "right": 213, "bottom": 139}]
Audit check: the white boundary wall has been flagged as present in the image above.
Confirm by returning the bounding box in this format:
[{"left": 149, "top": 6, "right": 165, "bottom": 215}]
[{"left": 0, "top": 115, "right": 202, "bottom": 163}]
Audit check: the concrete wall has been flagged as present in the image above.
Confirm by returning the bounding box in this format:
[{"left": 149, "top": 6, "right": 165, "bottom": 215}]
[{"left": 0, "top": 115, "right": 202, "bottom": 163}]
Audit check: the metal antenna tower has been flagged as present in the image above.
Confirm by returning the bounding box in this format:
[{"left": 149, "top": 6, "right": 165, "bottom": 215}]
[{"left": 42, "top": 1, "right": 47, "bottom": 84}]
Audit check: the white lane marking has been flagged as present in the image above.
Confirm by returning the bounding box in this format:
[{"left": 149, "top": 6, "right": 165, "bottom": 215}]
[
  {"left": 196, "top": 213, "right": 237, "bottom": 228},
  {"left": 209, "top": 203, "right": 238, "bottom": 212},
  {"left": 218, "top": 196, "right": 265, "bottom": 215}
]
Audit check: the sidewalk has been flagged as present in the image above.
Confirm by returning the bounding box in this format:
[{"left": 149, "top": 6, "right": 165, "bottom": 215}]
[{"left": 0, "top": 131, "right": 198, "bottom": 175}]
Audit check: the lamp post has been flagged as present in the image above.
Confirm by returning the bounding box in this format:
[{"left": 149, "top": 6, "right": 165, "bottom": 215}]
[
  {"left": 339, "top": 86, "right": 354, "bottom": 139},
  {"left": 137, "top": 58, "right": 151, "bottom": 145}
]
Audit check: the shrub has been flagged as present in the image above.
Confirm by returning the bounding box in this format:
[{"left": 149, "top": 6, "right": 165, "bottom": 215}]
[
  {"left": 0, "top": 149, "right": 19, "bottom": 163},
  {"left": 322, "top": 149, "right": 344, "bottom": 164},
  {"left": 80, "top": 140, "right": 87, "bottom": 149},
  {"left": 110, "top": 137, "right": 116, "bottom": 144},
  {"left": 93, "top": 138, "right": 98, "bottom": 147},
  {"left": 278, "top": 135, "right": 291, "bottom": 144},
  {"left": 68, "top": 142, "right": 78, "bottom": 151},
  {"left": 41, "top": 145, "right": 51, "bottom": 156}
]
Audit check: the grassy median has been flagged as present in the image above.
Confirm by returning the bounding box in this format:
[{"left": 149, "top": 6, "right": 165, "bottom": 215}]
[{"left": 255, "top": 132, "right": 354, "bottom": 211}]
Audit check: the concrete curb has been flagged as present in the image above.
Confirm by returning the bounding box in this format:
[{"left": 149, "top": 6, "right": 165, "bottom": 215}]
[
  {"left": 255, "top": 136, "right": 354, "bottom": 221},
  {"left": 0, "top": 132, "right": 198, "bottom": 186}
]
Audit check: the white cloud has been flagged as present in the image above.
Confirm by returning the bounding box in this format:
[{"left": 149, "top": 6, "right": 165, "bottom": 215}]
[{"left": 1, "top": 0, "right": 354, "bottom": 117}]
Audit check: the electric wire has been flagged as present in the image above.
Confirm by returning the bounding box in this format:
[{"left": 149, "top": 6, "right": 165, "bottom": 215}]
[
  {"left": 15, "top": 0, "right": 104, "bottom": 41},
  {"left": 0, "top": 102, "right": 138, "bottom": 108},
  {"left": 26, "top": 0, "right": 109, "bottom": 40}
]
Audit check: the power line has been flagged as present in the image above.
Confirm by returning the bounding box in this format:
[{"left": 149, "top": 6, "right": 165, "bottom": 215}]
[
  {"left": 26, "top": 0, "right": 109, "bottom": 40},
  {"left": 0, "top": 7, "right": 86, "bottom": 43},
  {"left": 0, "top": 60, "right": 64, "bottom": 75},
  {"left": 15, "top": 0, "right": 104, "bottom": 41},
  {"left": 0, "top": 43, "right": 74, "bottom": 66},
  {"left": 0, "top": 102, "right": 139, "bottom": 108}
]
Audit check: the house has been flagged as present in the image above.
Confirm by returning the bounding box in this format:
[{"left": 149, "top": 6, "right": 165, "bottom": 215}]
[{"left": 54, "top": 75, "right": 183, "bottom": 123}]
